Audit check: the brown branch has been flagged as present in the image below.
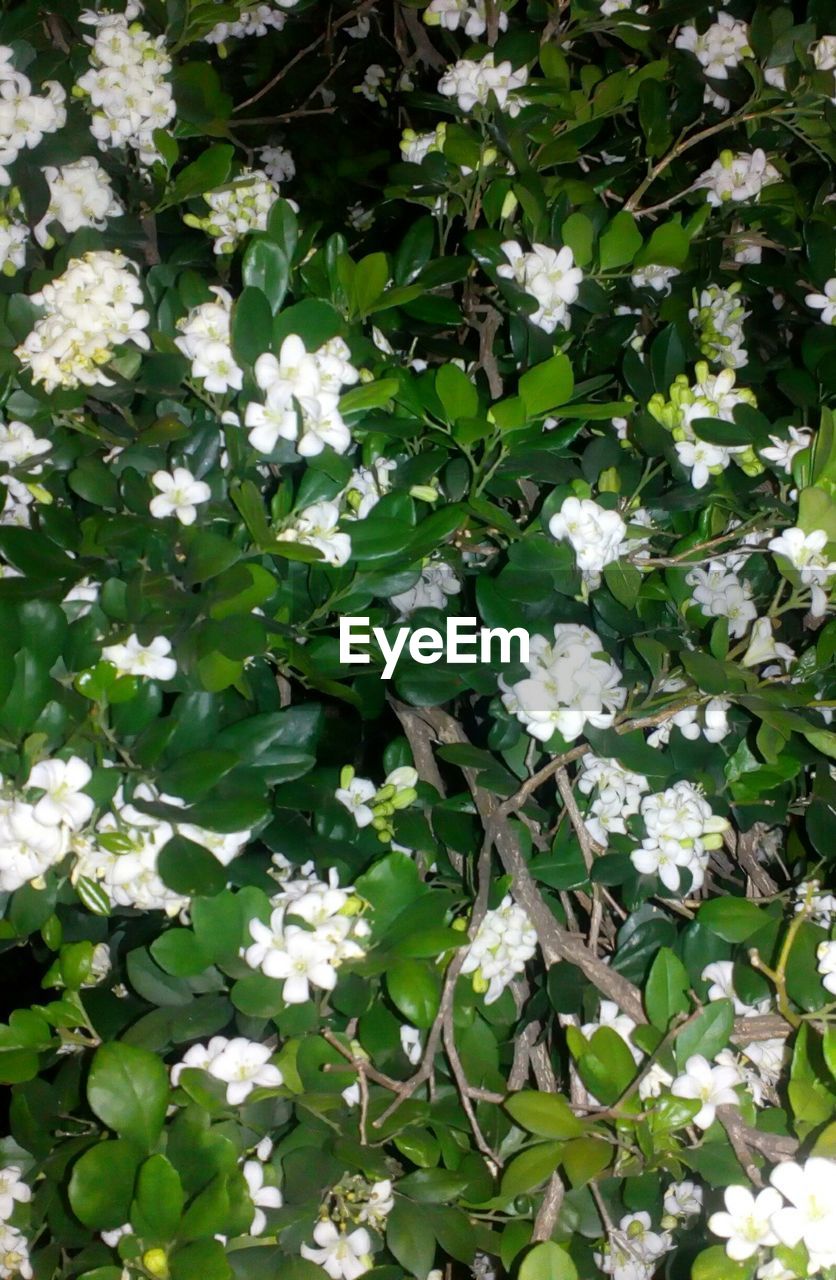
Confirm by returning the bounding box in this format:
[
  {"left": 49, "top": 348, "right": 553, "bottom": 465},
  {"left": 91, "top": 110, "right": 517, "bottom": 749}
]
[
  {"left": 397, "top": 3, "right": 448, "bottom": 72},
  {"left": 533, "top": 1173, "right": 565, "bottom": 1242},
  {"left": 717, "top": 1104, "right": 799, "bottom": 1185}
]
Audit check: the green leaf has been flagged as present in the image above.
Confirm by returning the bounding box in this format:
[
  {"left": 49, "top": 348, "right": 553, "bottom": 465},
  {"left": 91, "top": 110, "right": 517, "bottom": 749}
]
[
  {"left": 69, "top": 1139, "right": 141, "bottom": 1229},
  {"left": 386, "top": 961, "right": 441, "bottom": 1029},
  {"left": 171, "top": 1239, "right": 232, "bottom": 1280},
  {"left": 505, "top": 1091, "right": 587, "bottom": 1139},
  {"left": 501, "top": 1142, "right": 564, "bottom": 1199},
  {"left": 635, "top": 219, "right": 690, "bottom": 268},
  {"left": 560, "top": 213, "right": 594, "bottom": 267},
  {"left": 519, "top": 354, "right": 574, "bottom": 416},
  {"left": 387, "top": 1199, "right": 436, "bottom": 1278},
  {"left": 645, "top": 947, "right": 690, "bottom": 1029},
  {"left": 698, "top": 899, "right": 767, "bottom": 943},
  {"left": 232, "top": 286, "right": 273, "bottom": 365},
  {"left": 519, "top": 1243, "right": 577, "bottom": 1280},
  {"left": 435, "top": 364, "right": 478, "bottom": 423},
  {"left": 242, "top": 238, "right": 289, "bottom": 314},
  {"left": 675, "top": 1000, "right": 734, "bottom": 1068},
  {"left": 599, "top": 211, "right": 643, "bottom": 271},
  {"left": 87, "top": 1042, "right": 170, "bottom": 1151},
  {"left": 561, "top": 1135, "right": 611, "bottom": 1187},
  {"left": 132, "top": 1155, "right": 184, "bottom": 1241},
  {"left": 162, "top": 145, "right": 234, "bottom": 208},
  {"left": 692, "top": 1246, "right": 751, "bottom": 1280}
]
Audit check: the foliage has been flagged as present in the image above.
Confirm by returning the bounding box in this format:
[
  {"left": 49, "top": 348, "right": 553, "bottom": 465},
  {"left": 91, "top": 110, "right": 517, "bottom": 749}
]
[{"left": 0, "top": 3, "right": 833, "bottom": 1280}]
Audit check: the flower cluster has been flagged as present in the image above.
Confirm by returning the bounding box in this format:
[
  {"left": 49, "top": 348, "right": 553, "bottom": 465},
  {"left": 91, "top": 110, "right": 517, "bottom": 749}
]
[
  {"left": 768, "top": 526, "right": 836, "bottom": 617},
  {"left": 175, "top": 286, "right": 243, "bottom": 395},
  {"left": 675, "top": 13, "right": 752, "bottom": 110},
  {"left": 548, "top": 496, "right": 628, "bottom": 577},
  {"left": 245, "top": 334, "right": 359, "bottom": 457},
  {"left": 342, "top": 458, "right": 397, "bottom": 519},
  {"left": 497, "top": 241, "right": 583, "bottom": 333},
  {"left": 258, "top": 143, "right": 296, "bottom": 185},
  {"left": 0, "top": 1166, "right": 31, "bottom": 1278},
  {"left": 244, "top": 866, "right": 369, "bottom": 1004},
  {"left": 686, "top": 562, "right": 757, "bottom": 637},
  {"left": 336, "top": 765, "right": 418, "bottom": 842},
  {"left": 0, "top": 45, "right": 66, "bottom": 187},
  {"left": 438, "top": 54, "right": 528, "bottom": 117},
  {"left": 649, "top": 363, "right": 760, "bottom": 489},
  {"left": 460, "top": 894, "right": 537, "bottom": 1003},
  {"left": 390, "top": 559, "right": 461, "bottom": 616},
  {"left": 171, "top": 1035, "right": 283, "bottom": 1104},
  {"left": 697, "top": 149, "right": 780, "bottom": 205},
  {"left": 501, "top": 623, "right": 626, "bottom": 744},
  {"left": 630, "top": 782, "right": 730, "bottom": 894},
  {"left": 0, "top": 192, "right": 26, "bottom": 275},
  {"left": 817, "top": 940, "right": 836, "bottom": 994},
  {"left": 186, "top": 171, "right": 281, "bottom": 254},
  {"left": 76, "top": 4, "right": 175, "bottom": 166},
  {"left": 204, "top": 0, "right": 297, "bottom": 45},
  {"left": 689, "top": 283, "right": 749, "bottom": 369},
  {"left": 577, "top": 754, "right": 650, "bottom": 847},
  {"left": 595, "top": 1210, "right": 673, "bottom": 1280},
  {"left": 15, "top": 250, "right": 150, "bottom": 392},
  {"left": 276, "top": 500, "right": 352, "bottom": 566},
  {"left": 0, "top": 756, "right": 93, "bottom": 893},
  {"left": 33, "top": 158, "right": 122, "bottom": 249},
  {"left": 424, "top": 0, "right": 508, "bottom": 38},
  {"left": 709, "top": 1159, "right": 836, "bottom": 1271}
]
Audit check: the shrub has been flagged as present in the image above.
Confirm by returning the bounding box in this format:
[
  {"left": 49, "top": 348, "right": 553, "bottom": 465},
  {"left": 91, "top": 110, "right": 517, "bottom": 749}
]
[{"left": 0, "top": 3, "right": 833, "bottom": 1280}]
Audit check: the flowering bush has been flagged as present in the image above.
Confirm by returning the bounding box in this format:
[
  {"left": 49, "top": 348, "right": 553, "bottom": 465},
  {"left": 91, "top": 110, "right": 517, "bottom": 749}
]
[{"left": 0, "top": 3, "right": 833, "bottom": 1280}]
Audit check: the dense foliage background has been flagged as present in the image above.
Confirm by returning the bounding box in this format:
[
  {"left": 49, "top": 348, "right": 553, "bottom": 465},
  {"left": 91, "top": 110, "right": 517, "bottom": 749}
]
[{"left": 0, "top": 2, "right": 834, "bottom": 1280}]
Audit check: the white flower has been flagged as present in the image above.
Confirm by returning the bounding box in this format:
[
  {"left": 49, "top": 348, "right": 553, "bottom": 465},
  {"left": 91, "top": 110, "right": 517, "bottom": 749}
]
[
  {"left": 664, "top": 1181, "right": 702, "bottom": 1219},
  {"left": 760, "top": 426, "right": 813, "bottom": 472},
  {"left": 497, "top": 241, "right": 583, "bottom": 333},
  {"left": 504, "top": 623, "right": 626, "bottom": 744},
  {"left": 675, "top": 14, "right": 751, "bottom": 81},
  {"left": 0, "top": 1168, "right": 30, "bottom": 1221},
  {"left": 670, "top": 1053, "right": 742, "bottom": 1129},
  {"left": 0, "top": 420, "right": 50, "bottom": 466},
  {"left": 698, "top": 149, "right": 780, "bottom": 206},
  {"left": 708, "top": 1186, "right": 782, "bottom": 1260},
  {"left": 549, "top": 497, "right": 628, "bottom": 574},
  {"left": 807, "top": 279, "right": 836, "bottom": 326},
  {"left": 76, "top": 10, "right": 174, "bottom": 166},
  {"left": 631, "top": 782, "right": 728, "bottom": 895},
  {"left": 15, "top": 251, "right": 149, "bottom": 393},
  {"left": 205, "top": 1036, "right": 284, "bottom": 1105},
  {"left": 0, "top": 46, "right": 66, "bottom": 187},
  {"left": 26, "top": 756, "right": 94, "bottom": 830},
  {"left": 277, "top": 501, "right": 352, "bottom": 567},
  {"left": 335, "top": 777, "right": 377, "bottom": 828},
  {"left": 578, "top": 754, "right": 649, "bottom": 846},
  {"left": 675, "top": 438, "right": 731, "bottom": 490},
  {"left": 400, "top": 1024, "right": 422, "bottom": 1065},
  {"left": 460, "top": 894, "right": 537, "bottom": 1003},
  {"left": 149, "top": 468, "right": 211, "bottom": 526},
  {"left": 175, "top": 824, "right": 251, "bottom": 866},
  {"left": 769, "top": 1158, "right": 836, "bottom": 1256},
  {"left": 631, "top": 265, "right": 679, "bottom": 294},
  {"left": 357, "top": 1180, "right": 394, "bottom": 1227},
  {"left": 258, "top": 144, "right": 295, "bottom": 184},
  {"left": 102, "top": 634, "right": 177, "bottom": 681},
  {"left": 769, "top": 526, "right": 836, "bottom": 615},
  {"left": 390, "top": 561, "right": 460, "bottom": 616},
  {"left": 438, "top": 54, "right": 529, "bottom": 117},
  {"left": 196, "top": 170, "right": 280, "bottom": 254},
  {"left": 301, "top": 1221, "right": 372, "bottom": 1280},
  {"left": 34, "top": 157, "right": 122, "bottom": 247},
  {"left": 702, "top": 960, "right": 766, "bottom": 1016},
  {"left": 817, "top": 940, "right": 836, "bottom": 995},
  {"left": 741, "top": 617, "right": 795, "bottom": 668},
  {"left": 204, "top": 1, "right": 296, "bottom": 45},
  {"left": 242, "top": 1159, "right": 282, "bottom": 1235},
  {"left": 0, "top": 1225, "right": 31, "bottom": 1280},
  {"left": 686, "top": 563, "right": 756, "bottom": 638}
]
